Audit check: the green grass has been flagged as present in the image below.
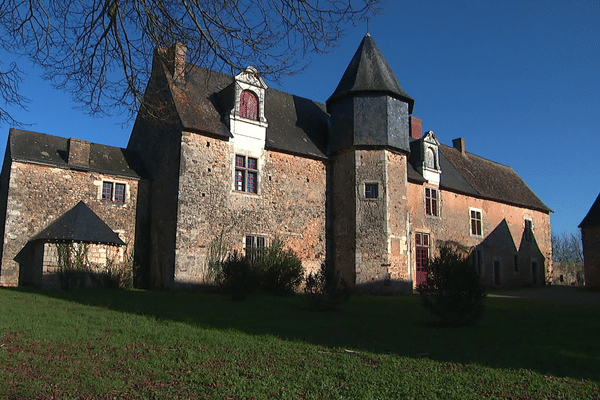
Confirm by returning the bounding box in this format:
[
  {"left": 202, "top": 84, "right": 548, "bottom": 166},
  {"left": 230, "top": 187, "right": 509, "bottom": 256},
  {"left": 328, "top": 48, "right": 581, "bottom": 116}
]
[{"left": 0, "top": 287, "right": 599, "bottom": 399}]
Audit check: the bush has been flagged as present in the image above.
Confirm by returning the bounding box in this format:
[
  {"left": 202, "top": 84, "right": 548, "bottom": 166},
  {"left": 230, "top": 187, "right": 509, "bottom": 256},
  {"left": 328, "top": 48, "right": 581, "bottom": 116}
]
[
  {"left": 254, "top": 238, "right": 304, "bottom": 295},
  {"left": 304, "top": 262, "right": 351, "bottom": 311},
  {"left": 417, "top": 245, "right": 486, "bottom": 326},
  {"left": 105, "top": 251, "right": 138, "bottom": 290},
  {"left": 216, "top": 252, "right": 258, "bottom": 301}
]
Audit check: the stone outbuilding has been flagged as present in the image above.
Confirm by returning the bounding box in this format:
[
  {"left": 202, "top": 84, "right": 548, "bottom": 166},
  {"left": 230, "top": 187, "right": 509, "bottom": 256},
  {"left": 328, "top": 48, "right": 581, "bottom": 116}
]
[
  {"left": 579, "top": 193, "right": 600, "bottom": 289},
  {"left": 0, "top": 34, "right": 552, "bottom": 292}
]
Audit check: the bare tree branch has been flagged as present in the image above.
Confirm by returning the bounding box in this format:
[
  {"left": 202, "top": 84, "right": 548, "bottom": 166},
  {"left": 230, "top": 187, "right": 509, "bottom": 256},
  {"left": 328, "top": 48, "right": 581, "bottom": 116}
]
[{"left": 0, "top": 0, "right": 380, "bottom": 124}]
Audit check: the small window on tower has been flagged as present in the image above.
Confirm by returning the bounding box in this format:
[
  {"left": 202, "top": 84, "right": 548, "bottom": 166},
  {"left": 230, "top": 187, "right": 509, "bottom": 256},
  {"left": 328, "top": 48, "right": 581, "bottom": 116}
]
[{"left": 365, "top": 183, "right": 379, "bottom": 199}]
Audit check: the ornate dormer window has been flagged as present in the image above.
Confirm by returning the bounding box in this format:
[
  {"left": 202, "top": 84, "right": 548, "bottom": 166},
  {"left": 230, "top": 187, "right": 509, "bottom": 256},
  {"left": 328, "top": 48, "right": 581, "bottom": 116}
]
[
  {"left": 239, "top": 90, "right": 259, "bottom": 121},
  {"left": 230, "top": 66, "right": 268, "bottom": 128},
  {"left": 420, "top": 131, "right": 441, "bottom": 185}
]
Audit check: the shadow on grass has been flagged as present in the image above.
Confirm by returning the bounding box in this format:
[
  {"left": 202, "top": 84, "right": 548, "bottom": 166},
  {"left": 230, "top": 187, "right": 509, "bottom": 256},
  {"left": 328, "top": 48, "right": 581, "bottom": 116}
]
[{"left": 9, "top": 285, "right": 600, "bottom": 383}]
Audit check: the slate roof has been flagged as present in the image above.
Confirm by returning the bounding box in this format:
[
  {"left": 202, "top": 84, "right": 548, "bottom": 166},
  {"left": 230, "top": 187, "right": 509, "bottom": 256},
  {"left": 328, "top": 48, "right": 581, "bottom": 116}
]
[
  {"left": 166, "top": 64, "right": 329, "bottom": 159},
  {"left": 31, "top": 201, "right": 125, "bottom": 245},
  {"left": 579, "top": 193, "right": 600, "bottom": 227},
  {"left": 158, "top": 44, "right": 548, "bottom": 214},
  {"left": 438, "top": 144, "right": 551, "bottom": 213},
  {"left": 326, "top": 33, "right": 414, "bottom": 114},
  {"left": 9, "top": 129, "right": 144, "bottom": 179}
]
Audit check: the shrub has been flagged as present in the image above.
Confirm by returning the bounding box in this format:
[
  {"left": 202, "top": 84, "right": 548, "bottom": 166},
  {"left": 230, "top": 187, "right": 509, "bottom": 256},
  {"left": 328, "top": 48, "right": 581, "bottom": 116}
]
[
  {"left": 254, "top": 238, "right": 304, "bottom": 295},
  {"left": 417, "top": 245, "right": 486, "bottom": 326},
  {"left": 217, "top": 252, "right": 258, "bottom": 301},
  {"left": 304, "top": 262, "right": 351, "bottom": 311},
  {"left": 105, "top": 251, "right": 138, "bottom": 290}
]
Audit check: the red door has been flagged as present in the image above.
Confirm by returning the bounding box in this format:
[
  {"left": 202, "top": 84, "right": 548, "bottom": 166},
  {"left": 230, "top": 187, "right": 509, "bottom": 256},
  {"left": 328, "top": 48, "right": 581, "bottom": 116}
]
[{"left": 415, "top": 233, "right": 429, "bottom": 286}]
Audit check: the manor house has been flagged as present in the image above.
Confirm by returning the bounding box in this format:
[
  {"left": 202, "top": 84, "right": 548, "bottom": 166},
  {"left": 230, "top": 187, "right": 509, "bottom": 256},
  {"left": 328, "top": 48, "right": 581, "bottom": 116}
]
[{"left": 0, "top": 34, "right": 552, "bottom": 292}]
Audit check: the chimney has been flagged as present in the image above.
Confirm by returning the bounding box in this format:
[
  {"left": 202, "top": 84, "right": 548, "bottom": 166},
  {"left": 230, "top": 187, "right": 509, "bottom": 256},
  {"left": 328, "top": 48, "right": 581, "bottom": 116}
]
[
  {"left": 453, "top": 138, "right": 466, "bottom": 155},
  {"left": 409, "top": 116, "right": 422, "bottom": 139},
  {"left": 68, "top": 138, "right": 91, "bottom": 167},
  {"left": 171, "top": 42, "right": 187, "bottom": 84}
]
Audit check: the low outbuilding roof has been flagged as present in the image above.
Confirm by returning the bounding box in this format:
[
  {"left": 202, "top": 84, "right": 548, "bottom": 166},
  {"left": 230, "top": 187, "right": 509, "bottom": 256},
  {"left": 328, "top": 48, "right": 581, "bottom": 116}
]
[{"left": 30, "top": 201, "right": 125, "bottom": 246}]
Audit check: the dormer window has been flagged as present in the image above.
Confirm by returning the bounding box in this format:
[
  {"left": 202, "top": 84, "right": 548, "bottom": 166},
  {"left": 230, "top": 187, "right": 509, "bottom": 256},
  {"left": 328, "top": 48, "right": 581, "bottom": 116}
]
[
  {"left": 425, "top": 147, "right": 437, "bottom": 169},
  {"left": 240, "top": 90, "right": 258, "bottom": 121}
]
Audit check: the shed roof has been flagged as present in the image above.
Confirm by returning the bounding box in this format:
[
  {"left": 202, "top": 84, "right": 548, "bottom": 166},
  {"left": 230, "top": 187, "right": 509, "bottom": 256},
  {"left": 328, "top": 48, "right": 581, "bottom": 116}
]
[{"left": 30, "top": 201, "right": 125, "bottom": 246}]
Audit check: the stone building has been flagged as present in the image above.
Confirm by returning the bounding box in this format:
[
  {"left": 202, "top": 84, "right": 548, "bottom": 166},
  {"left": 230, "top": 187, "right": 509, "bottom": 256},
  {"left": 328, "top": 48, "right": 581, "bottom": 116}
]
[
  {"left": 0, "top": 34, "right": 552, "bottom": 291},
  {"left": 579, "top": 194, "right": 600, "bottom": 289}
]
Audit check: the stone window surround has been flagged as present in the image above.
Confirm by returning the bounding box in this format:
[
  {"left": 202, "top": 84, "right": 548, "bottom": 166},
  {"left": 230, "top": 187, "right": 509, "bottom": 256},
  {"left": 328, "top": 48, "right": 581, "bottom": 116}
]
[
  {"left": 233, "top": 153, "right": 260, "bottom": 194},
  {"left": 361, "top": 181, "right": 382, "bottom": 200},
  {"left": 425, "top": 187, "right": 440, "bottom": 217},
  {"left": 97, "top": 179, "right": 129, "bottom": 203},
  {"left": 469, "top": 207, "right": 483, "bottom": 237},
  {"left": 364, "top": 182, "right": 379, "bottom": 199}
]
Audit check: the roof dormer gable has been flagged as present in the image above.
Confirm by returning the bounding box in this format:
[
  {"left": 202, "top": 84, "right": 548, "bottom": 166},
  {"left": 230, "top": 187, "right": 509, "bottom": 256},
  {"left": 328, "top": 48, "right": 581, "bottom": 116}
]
[{"left": 419, "top": 130, "right": 441, "bottom": 185}]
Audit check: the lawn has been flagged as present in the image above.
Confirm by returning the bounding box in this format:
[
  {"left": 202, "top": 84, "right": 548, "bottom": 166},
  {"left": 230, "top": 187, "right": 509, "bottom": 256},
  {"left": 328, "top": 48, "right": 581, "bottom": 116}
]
[{"left": 0, "top": 286, "right": 599, "bottom": 399}]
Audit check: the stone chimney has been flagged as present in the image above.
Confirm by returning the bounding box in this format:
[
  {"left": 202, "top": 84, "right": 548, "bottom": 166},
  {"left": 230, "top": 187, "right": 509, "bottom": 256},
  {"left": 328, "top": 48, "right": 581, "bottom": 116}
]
[
  {"left": 409, "top": 116, "right": 422, "bottom": 139},
  {"left": 68, "top": 138, "right": 91, "bottom": 167},
  {"left": 452, "top": 138, "right": 466, "bottom": 155},
  {"left": 170, "top": 42, "right": 187, "bottom": 84}
]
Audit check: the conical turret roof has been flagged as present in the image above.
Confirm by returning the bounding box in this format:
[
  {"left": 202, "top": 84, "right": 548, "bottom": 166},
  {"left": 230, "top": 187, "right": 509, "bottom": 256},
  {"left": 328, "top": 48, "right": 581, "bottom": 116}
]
[{"left": 326, "top": 34, "right": 414, "bottom": 113}]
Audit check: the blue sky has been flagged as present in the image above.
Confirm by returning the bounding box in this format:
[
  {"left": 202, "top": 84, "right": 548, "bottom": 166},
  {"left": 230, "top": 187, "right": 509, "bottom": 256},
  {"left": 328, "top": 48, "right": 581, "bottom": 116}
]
[{"left": 2, "top": 0, "right": 599, "bottom": 235}]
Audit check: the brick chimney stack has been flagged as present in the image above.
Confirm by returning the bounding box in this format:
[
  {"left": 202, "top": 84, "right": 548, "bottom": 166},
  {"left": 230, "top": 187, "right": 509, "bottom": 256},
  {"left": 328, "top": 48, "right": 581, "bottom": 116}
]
[
  {"left": 68, "top": 138, "right": 91, "bottom": 167},
  {"left": 453, "top": 138, "right": 466, "bottom": 155},
  {"left": 409, "top": 116, "right": 422, "bottom": 139}
]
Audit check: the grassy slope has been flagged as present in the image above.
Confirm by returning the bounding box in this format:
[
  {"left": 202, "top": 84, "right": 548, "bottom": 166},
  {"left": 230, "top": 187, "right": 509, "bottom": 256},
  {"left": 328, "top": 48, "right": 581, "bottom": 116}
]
[{"left": 0, "top": 287, "right": 598, "bottom": 399}]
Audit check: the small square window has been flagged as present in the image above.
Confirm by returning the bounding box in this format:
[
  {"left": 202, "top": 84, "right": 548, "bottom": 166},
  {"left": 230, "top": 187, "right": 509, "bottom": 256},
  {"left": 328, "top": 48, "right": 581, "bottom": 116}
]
[{"left": 365, "top": 183, "right": 378, "bottom": 199}]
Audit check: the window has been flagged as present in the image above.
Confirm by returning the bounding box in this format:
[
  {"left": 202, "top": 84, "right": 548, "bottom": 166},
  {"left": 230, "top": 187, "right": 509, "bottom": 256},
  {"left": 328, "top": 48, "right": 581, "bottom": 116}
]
[
  {"left": 470, "top": 208, "right": 482, "bottom": 236},
  {"left": 514, "top": 255, "right": 519, "bottom": 273},
  {"left": 245, "top": 235, "right": 265, "bottom": 261},
  {"left": 415, "top": 232, "right": 430, "bottom": 275},
  {"left": 102, "top": 181, "right": 126, "bottom": 203},
  {"left": 235, "top": 155, "right": 258, "bottom": 193},
  {"left": 425, "top": 147, "right": 437, "bottom": 169},
  {"left": 425, "top": 188, "right": 439, "bottom": 217},
  {"left": 524, "top": 219, "right": 533, "bottom": 243},
  {"left": 365, "top": 183, "right": 378, "bottom": 199},
  {"left": 239, "top": 90, "right": 258, "bottom": 120}
]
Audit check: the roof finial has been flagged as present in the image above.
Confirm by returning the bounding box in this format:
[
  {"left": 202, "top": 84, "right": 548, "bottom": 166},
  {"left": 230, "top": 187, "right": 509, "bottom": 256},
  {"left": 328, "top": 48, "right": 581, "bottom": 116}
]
[{"left": 366, "top": 16, "right": 370, "bottom": 34}]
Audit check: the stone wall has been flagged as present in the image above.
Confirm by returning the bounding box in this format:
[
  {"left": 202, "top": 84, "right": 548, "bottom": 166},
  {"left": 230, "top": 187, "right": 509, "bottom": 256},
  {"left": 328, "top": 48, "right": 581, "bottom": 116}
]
[
  {"left": 582, "top": 226, "right": 600, "bottom": 289},
  {"left": 0, "top": 161, "right": 138, "bottom": 286},
  {"left": 408, "top": 181, "right": 551, "bottom": 288},
  {"left": 172, "top": 131, "right": 327, "bottom": 287}
]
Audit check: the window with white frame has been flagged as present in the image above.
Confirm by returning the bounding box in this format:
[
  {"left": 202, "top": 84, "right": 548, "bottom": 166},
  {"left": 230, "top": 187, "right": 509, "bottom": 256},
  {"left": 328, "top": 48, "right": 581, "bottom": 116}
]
[
  {"left": 470, "top": 208, "right": 482, "bottom": 236},
  {"left": 425, "top": 187, "right": 439, "bottom": 217},
  {"left": 235, "top": 154, "right": 258, "bottom": 193},
  {"left": 102, "top": 181, "right": 126, "bottom": 203}
]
